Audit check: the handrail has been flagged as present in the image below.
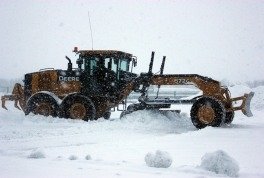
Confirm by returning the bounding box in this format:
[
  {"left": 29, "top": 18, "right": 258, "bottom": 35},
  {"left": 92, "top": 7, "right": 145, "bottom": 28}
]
[{"left": 39, "top": 68, "right": 55, "bottom": 71}]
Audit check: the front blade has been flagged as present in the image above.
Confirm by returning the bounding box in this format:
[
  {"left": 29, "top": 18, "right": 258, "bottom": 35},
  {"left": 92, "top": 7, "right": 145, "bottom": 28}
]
[{"left": 242, "top": 92, "right": 254, "bottom": 117}]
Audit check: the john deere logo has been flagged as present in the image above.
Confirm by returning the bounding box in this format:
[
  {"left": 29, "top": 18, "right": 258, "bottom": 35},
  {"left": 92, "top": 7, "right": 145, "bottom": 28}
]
[{"left": 59, "top": 76, "right": 80, "bottom": 82}]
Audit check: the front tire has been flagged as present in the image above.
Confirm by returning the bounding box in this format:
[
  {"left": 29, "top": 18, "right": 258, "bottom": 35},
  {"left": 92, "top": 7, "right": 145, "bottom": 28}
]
[
  {"left": 190, "top": 97, "right": 226, "bottom": 129},
  {"left": 60, "top": 94, "right": 96, "bottom": 121},
  {"left": 224, "top": 111, "right": 234, "bottom": 124}
]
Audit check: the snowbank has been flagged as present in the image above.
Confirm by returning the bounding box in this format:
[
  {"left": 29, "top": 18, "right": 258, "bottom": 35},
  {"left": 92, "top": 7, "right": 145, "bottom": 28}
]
[
  {"left": 200, "top": 150, "right": 239, "bottom": 177},
  {"left": 145, "top": 150, "right": 172, "bottom": 168},
  {"left": 27, "top": 149, "right": 46, "bottom": 159}
]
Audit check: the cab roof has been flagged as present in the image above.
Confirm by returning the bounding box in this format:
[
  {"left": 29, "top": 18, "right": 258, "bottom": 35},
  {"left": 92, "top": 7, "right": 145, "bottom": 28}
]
[{"left": 76, "top": 50, "right": 133, "bottom": 59}]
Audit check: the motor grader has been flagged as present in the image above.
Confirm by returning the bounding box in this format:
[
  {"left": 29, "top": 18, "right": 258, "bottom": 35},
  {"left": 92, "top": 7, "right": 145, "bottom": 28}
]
[{"left": 1, "top": 48, "right": 254, "bottom": 129}]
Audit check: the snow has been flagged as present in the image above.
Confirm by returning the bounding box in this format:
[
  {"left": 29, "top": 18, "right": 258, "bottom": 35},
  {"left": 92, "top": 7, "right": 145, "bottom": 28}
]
[
  {"left": 120, "top": 110, "right": 195, "bottom": 134},
  {"left": 68, "top": 155, "right": 78, "bottom": 161},
  {"left": 0, "top": 85, "right": 264, "bottom": 178},
  {"left": 145, "top": 150, "right": 172, "bottom": 168},
  {"left": 200, "top": 150, "right": 239, "bottom": 177},
  {"left": 27, "top": 149, "right": 46, "bottom": 159},
  {"left": 251, "top": 86, "right": 264, "bottom": 111},
  {"left": 85, "top": 154, "right": 92, "bottom": 160}
]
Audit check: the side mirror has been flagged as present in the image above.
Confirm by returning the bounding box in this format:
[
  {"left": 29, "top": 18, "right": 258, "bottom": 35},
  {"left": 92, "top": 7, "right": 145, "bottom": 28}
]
[{"left": 133, "top": 57, "right": 137, "bottom": 67}]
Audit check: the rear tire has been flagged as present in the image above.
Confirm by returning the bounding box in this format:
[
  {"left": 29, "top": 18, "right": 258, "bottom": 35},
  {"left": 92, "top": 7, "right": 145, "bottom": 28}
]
[
  {"left": 224, "top": 111, "right": 234, "bottom": 124},
  {"left": 25, "top": 93, "right": 59, "bottom": 117},
  {"left": 190, "top": 97, "right": 226, "bottom": 129},
  {"left": 60, "top": 94, "right": 96, "bottom": 121}
]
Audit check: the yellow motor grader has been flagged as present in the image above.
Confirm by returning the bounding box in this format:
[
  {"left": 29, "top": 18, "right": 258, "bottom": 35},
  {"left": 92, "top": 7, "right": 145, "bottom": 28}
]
[{"left": 1, "top": 48, "right": 254, "bottom": 129}]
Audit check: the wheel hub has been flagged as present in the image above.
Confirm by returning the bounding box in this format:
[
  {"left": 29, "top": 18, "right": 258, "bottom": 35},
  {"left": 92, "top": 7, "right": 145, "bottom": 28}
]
[
  {"left": 197, "top": 105, "right": 215, "bottom": 124},
  {"left": 69, "top": 103, "right": 86, "bottom": 119},
  {"left": 35, "top": 102, "right": 51, "bottom": 116}
]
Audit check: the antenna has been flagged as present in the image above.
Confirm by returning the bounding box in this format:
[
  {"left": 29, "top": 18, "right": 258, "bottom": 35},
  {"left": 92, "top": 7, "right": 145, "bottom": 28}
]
[{"left": 88, "top": 11, "right": 94, "bottom": 50}]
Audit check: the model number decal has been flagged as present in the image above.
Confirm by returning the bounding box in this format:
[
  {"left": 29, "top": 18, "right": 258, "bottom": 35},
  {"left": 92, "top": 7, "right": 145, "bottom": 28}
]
[
  {"left": 59, "top": 76, "right": 79, "bottom": 82},
  {"left": 175, "top": 79, "right": 190, "bottom": 84}
]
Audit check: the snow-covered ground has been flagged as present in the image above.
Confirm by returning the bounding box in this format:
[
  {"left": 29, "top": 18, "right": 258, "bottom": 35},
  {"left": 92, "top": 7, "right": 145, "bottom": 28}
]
[{"left": 0, "top": 85, "right": 263, "bottom": 178}]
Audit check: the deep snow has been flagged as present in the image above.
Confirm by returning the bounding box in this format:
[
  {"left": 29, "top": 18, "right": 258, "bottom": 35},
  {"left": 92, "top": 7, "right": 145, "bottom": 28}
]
[{"left": 0, "top": 85, "right": 264, "bottom": 178}]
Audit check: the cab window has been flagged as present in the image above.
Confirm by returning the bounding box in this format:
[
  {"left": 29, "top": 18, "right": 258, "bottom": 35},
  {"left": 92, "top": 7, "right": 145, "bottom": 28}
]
[
  {"left": 84, "top": 57, "right": 100, "bottom": 76},
  {"left": 104, "top": 57, "right": 117, "bottom": 73},
  {"left": 119, "top": 59, "right": 129, "bottom": 72},
  {"left": 90, "top": 57, "right": 99, "bottom": 70},
  {"left": 111, "top": 58, "right": 118, "bottom": 73}
]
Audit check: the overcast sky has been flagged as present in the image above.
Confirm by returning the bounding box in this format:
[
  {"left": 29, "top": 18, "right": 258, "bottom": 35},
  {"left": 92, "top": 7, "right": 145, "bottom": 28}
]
[{"left": 0, "top": 0, "right": 263, "bottom": 82}]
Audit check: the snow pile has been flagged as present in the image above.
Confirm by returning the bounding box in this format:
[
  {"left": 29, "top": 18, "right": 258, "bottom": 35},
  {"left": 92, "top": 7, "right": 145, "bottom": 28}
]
[
  {"left": 27, "top": 149, "right": 46, "bottom": 159},
  {"left": 200, "top": 150, "right": 239, "bottom": 177},
  {"left": 68, "top": 155, "right": 78, "bottom": 160},
  {"left": 85, "top": 154, "right": 92, "bottom": 160},
  {"left": 145, "top": 150, "right": 172, "bottom": 168}
]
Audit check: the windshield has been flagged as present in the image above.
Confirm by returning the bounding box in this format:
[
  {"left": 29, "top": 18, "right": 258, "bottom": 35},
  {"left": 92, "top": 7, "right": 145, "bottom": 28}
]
[{"left": 78, "top": 56, "right": 131, "bottom": 75}]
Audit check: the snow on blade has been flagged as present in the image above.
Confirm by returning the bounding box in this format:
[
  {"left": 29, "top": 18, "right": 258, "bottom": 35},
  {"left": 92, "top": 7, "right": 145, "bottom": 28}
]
[{"left": 120, "top": 110, "right": 195, "bottom": 134}]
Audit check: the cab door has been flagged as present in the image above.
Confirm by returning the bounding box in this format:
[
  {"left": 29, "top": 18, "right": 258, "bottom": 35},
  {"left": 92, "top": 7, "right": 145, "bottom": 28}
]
[{"left": 117, "top": 59, "right": 137, "bottom": 88}]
